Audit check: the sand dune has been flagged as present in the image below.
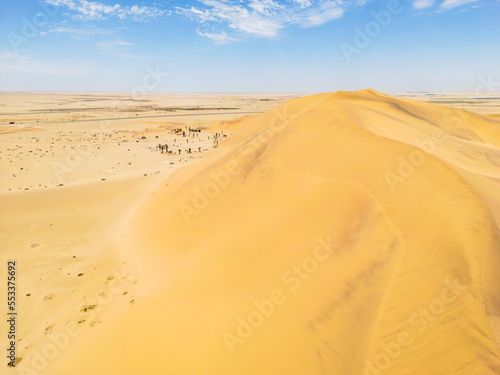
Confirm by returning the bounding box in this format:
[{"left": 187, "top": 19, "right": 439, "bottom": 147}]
[{"left": 3, "top": 90, "right": 500, "bottom": 374}]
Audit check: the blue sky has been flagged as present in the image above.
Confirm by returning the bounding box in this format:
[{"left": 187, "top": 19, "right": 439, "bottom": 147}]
[{"left": 0, "top": 0, "right": 499, "bottom": 92}]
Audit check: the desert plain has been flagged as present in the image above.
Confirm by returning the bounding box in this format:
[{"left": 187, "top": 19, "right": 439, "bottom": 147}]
[{"left": 1, "top": 90, "right": 500, "bottom": 374}]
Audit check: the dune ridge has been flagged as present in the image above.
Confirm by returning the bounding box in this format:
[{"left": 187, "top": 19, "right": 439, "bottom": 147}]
[{"left": 9, "top": 90, "right": 500, "bottom": 374}]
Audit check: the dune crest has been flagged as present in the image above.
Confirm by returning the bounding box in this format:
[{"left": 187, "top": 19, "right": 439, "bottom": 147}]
[{"left": 46, "top": 90, "right": 500, "bottom": 374}]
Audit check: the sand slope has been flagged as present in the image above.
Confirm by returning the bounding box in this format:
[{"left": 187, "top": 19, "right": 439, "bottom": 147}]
[{"left": 9, "top": 90, "right": 500, "bottom": 374}]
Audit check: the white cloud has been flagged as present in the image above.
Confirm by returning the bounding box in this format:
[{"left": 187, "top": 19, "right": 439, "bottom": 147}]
[
  {"left": 413, "top": 0, "right": 435, "bottom": 9},
  {"left": 248, "top": 0, "right": 283, "bottom": 15},
  {"left": 44, "top": 0, "right": 167, "bottom": 21},
  {"left": 440, "top": 0, "right": 479, "bottom": 10},
  {"left": 290, "top": 0, "right": 312, "bottom": 9},
  {"left": 178, "top": 0, "right": 365, "bottom": 42},
  {"left": 194, "top": 0, "right": 284, "bottom": 37},
  {"left": 292, "top": 1, "right": 344, "bottom": 27}
]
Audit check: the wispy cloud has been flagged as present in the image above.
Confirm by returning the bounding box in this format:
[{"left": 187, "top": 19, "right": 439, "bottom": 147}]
[
  {"left": 0, "top": 52, "right": 98, "bottom": 75},
  {"left": 95, "top": 40, "right": 147, "bottom": 60},
  {"left": 44, "top": 0, "right": 168, "bottom": 21},
  {"left": 439, "top": 0, "right": 479, "bottom": 10},
  {"left": 177, "top": 0, "right": 362, "bottom": 42},
  {"left": 413, "top": 0, "right": 434, "bottom": 9},
  {"left": 49, "top": 26, "right": 113, "bottom": 39},
  {"left": 413, "top": 0, "right": 480, "bottom": 10},
  {"left": 178, "top": 0, "right": 282, "bottom": 38},
  {"left": 48, "top": 27, "right": 138, "bottom": 55},
  {"left": 95, "top": 40, "right": 133, "bottom": 49},
  {"left": 196, "top": 29, "right": 239, "bottom": 44},
  {"left": 290, "top": 0, "right": 313, "bottom": 10},
  {"left": 290, "top": 1, "right": 344, "bottom": 27}
]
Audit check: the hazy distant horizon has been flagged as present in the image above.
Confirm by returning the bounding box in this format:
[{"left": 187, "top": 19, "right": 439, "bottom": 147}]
[{"left": 1, "top": 89, "right": 499, "bottom": 95}]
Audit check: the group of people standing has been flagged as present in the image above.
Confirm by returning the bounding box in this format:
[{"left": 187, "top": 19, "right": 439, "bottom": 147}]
[{"left": 158, "top": 144, "right": 169, "bottom": 153}]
